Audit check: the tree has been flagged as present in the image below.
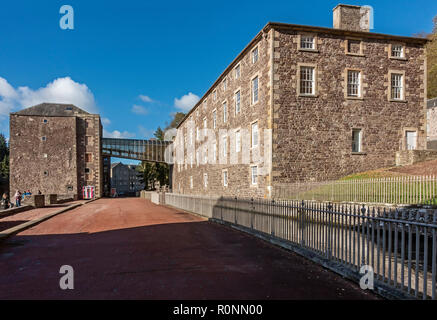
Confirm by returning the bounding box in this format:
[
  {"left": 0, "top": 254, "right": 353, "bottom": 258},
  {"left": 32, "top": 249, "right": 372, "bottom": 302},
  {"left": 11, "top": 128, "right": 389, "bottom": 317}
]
[
  {"left": 428, "top": 15, "right": 437, "bottom": 98},
  {"left": 165, "top": 112, "right": 186, "bottom": 131},
  {"left": 0, "top": 134, "right": 9, "bottom": 179},
  {"left": 154, "top": 127, "right": 165, "bottom": 140},
  {"left": 136, "top": 161, "right": 156, "bottom": 190}
]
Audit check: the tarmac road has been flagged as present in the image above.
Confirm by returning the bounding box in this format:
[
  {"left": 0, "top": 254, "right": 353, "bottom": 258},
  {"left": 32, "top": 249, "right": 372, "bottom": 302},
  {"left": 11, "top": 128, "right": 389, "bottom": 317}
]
[{"left": 0, "top": 198, "right": 379, "bottom": 299}]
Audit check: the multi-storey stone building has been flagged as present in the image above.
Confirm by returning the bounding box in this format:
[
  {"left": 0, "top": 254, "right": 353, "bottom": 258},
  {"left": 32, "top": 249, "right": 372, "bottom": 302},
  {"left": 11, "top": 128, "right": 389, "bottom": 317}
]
[
  {"left": 9, "top": 103, "right": 103, "bottom": 199},
  {"left": 110, "top": 162, "right": 144, "bottom": 195},
  {"left": 172, "top": 4, "right": 428, "bottom": 198}
]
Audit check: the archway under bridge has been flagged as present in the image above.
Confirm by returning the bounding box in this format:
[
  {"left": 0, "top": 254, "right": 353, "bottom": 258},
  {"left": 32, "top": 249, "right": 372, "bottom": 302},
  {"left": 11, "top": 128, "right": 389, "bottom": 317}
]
[{"left": 102, "top": 138, "right": 174, "bottom": 196}]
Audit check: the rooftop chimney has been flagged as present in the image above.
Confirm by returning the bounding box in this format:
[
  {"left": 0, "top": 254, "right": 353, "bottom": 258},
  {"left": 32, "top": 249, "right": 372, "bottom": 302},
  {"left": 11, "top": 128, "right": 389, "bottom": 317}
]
[{"left": 333, "top": 4, "right": 371, "bottom": 32}]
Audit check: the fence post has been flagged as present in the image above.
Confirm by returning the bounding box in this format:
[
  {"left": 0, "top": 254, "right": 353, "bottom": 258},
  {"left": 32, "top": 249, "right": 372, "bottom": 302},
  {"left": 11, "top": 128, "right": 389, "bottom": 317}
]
[
  {"left": 251, "top": 198, "right": 254, "bottom": 229},
  {"left": 300, "top": 200, "right": 305, "bottom": 246},
  {"left": 327, "top": 203, "right": 333, "bottom": 259},
  {"left": 271, "top": 200, "right": 275, "bottom": 236},
  {"left": 234, "top": 197, "right": 237, "bottom": 225}
]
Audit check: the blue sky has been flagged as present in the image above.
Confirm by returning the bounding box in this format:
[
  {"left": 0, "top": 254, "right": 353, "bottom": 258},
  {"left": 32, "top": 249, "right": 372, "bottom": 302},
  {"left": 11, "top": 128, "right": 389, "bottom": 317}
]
[{"left": 0, "top": 0, "right": 436, "bottom": 164}]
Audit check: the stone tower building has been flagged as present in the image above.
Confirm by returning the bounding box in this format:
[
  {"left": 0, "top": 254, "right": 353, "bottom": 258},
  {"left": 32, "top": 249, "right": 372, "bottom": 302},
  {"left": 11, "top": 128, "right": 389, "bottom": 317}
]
[
  {"left": 172, "top": 4, "right": 428, "bottom": 198},
  {"left": 9, "top": 103, "right": 103, "bottom": 199}
]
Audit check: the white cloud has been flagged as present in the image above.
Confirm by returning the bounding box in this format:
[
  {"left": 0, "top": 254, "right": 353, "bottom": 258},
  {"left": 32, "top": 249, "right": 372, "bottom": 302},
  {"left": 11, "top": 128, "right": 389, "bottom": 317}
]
[
  {"left": 0, "top": 76, "right": 97, "bottom": 117},
  {"left": 103, "top": 129, "right": 135, "bottom": 139},
  {"left": 131, "top": 104, "right": 148, "bottom": 115},
  {"left": 101, "top": 117, "right": 111, "bottom": 126},
  {"left": 138, "top": 125, "right": 154, "bottom": 138},
  {"left": 139, "top": 94, "right": 153, "bottom": 103},
  {"left": 174, "top": 92, "right": 200, "bottom": 112}
]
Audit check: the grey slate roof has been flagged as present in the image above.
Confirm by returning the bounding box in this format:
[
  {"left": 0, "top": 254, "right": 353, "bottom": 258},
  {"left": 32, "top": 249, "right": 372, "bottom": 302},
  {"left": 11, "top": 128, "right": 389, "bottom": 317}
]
[
  {"left": 12, "top": 103, "right": 90, "bottom": 116},
  {"left": 428, "top": 98, "right": 437, "bottom": 109}
]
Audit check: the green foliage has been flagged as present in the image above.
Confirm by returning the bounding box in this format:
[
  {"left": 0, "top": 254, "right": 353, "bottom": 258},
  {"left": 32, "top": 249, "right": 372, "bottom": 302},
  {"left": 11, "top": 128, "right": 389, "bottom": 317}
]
[
  {"left": 426, "top": 15, "right": 437, "bottom": 98},
  {"left": 165, "top": 112, "right": 185, "bottom": 131},
  {"left": 0, "top": 134, "right": 9, "bottom": 179}
]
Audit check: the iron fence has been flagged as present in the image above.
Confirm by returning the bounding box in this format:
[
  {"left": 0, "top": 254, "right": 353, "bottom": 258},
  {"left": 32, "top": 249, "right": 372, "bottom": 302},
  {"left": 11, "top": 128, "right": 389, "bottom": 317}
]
[{"left": 165, "top": 193, "right": 437, "bottom": 300}]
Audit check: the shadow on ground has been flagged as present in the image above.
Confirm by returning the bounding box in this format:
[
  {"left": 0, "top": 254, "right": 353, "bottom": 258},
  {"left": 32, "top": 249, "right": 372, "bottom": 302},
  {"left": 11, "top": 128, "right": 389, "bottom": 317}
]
[{"left": 0, "top": 216, "right": 378, "bottom": 300}]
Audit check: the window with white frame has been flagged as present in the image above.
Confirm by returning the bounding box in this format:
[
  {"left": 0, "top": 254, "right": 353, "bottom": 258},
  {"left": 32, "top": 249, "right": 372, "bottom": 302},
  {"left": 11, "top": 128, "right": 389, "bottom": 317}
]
[
  {"left": 236, "top": 130, "right": 241, "bottom": 152},
  {"left": 189, "top": 129, "right": 193, "bottom": 145},
  {"left": 235, "top": 64, "right": 240, "bottom": 79},
  {"left": 347, "top": 70, "right": 361, "bottom": 97},
  {"left": 196, "top": 127, "right": 200, "bottom": 140},
  {"left": 251, "top": 166, "right": 258, "bottom": 185},
  {"left": 223, "top": 102, "right": 227, "bottom": 123},
  {"left": 235, "top": 90, "right": 241, "bottom": 114},
  {"left": 213, "top": 110, "right": 217, "bottom": 129},
  {"left": 300, "top": 35, "right": 315, "bottom": 49},
  {"left": 352, "top": 129, "right": 362, "bottom": 153},
  {"left": 391, "top": 73, "right": 404, "bottom": 100},
  {"left": 222, "top": 136, "right": 227, "bottom": 158},
  {"left": 252, "top": 47, "right": 258, "bottom": 63},
  {"left": 223, "top": 171, "right": 228, "bottom": 187},
  {"left": 252, "top": 76, "right": 259, "bottom": 104},
  {"left": 300, "top": 66, "right": 315, "bottom": 95},
  {"left": 251, "top": 122, "right": 258, "bottom": 148},
  {"left": 190, "top": 176, "right": 193, "bottom": 189},
  {"left": 213, "top": 90, "right": 217, "bottom": 101},
  {"left": 213, "top": 142, "right": 217, "bottom": 161},
  {"left": 391, "top": 44, "right": 404, "bottom": 58},
  {"left": 204, "top": 173, "right": 208, "bottom": 188},
  {"left": 223, "top": 78, "right": 227, "bottom": 91}
]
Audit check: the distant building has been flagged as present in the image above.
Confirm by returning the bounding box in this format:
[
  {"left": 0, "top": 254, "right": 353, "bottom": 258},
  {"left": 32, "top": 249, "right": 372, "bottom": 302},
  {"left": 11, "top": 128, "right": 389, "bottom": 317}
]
[
  {"left": 110, "top": 162, "right": 144, "bottom": 195},
  {"left": 9, "top": 103, "right": 103, "bottom": 199}
]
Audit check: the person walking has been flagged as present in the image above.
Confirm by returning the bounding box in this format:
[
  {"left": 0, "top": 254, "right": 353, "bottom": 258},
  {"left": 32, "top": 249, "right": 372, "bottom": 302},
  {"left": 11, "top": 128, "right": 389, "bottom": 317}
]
[
  {"left": 1, "top": 193, "right": 9, "bottom": 210},
  {"left": 14, "top": 190, "right": 21, "bottom": 207}
]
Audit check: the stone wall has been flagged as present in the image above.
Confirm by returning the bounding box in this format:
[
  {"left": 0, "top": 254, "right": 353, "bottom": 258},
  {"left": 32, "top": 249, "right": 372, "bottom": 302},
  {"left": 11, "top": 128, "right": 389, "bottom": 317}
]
[
  {"left": 272, "top": 28, "right": 426, "bottom": 186},
  {"left": 427, "top": 106, "right": 437, "bottom": 149},
  {"left": 10, "top": 115, "right": 78, "bottom": 197},
  {"left": 76, "top": 115, "right": 103, "bottom": 198},
  {"left": 395, "top": 150, "right": 437, "bottom": 166}
]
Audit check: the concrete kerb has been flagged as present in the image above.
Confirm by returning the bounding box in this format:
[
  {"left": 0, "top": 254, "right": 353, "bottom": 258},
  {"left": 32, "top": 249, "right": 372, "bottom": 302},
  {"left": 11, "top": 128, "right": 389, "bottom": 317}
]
[
  {"left": 0, "top": 205, "right": 33, "bottom": 218},
  {"left": 0, "top": 197, "right": 101, "bottom": 242}
]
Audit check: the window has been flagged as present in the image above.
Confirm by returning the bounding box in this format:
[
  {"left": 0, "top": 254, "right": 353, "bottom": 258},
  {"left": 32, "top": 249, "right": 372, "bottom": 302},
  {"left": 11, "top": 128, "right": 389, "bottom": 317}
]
[
  {"left": 223, "top": 78, "right": 227, "bottom": 91},
  {"left": 251, "top": 122, "right": 259, "bottom": 148},
  {"left": 251, "top": 166, "right": 258, "bottom": 185},
  {"left": 252, "top": 76, "right": 259, "bottom": 104},
  {"left": 223, "top": 171, "right": 228, "bottom": 187},
  {"left": 352, "top": 129, "right": 362, "bottom": 153},
  {"left": 203, "top": 99, "right": 207, "bottom": 110},
  {"left": 235, "top": 64, "right": 240, "bottom": 79},
  {"left": 405, "top": 131, "right": 417, "bottom": 150},
  {"left": 41, "top": 136, "right": 46, "bottom": 141},
  {"left": 85, "top": 153, "right": 93, "bottom": 162},
  {"left": 213, "top": 142, "right": 217, "bottom": 161},
  {"left": 213, "top": 90, "right": 217, "bottom": 101},
  {"left": 347, "top": 40, "right": 362, "bottom": 55},
  {"left": 236, "top": 130, "right": 241, "bottom": 153},
  {"left": 300, "top": 66, "right": 315, "bottom": 95},
  {"left": 213, "top": 110, "right": 217, "bottom": 129},
  {"left": 391, "top": 73, "right": 404, "bottom": 100},
  {"left": 203, "top": 118, "right": 207, "bottom": 129},
  {"left": 300, "top": 35, "right": 315, "bottom": 49},
  {"left": 391, "top": 44, "right": 405, "bottom": 58},
  {"left": 190, "top": 176, "right": 193, "bottom": 189},
  {"left": 204, "top": 173, "right": 208, "bottom": 188},
  {"left": 252, "top": 47, "right": 258, "bottom": 63},
  {"left": 196, "top": 127, "right": 200, "bottom": 141},
  {"left": 347, "top": 70, "right": 361, "bottom": 97},
  {"left": 222, "top": 136, "right": 227, "bottom": 158},
  {"left": 235, "top": 90, "right": 241, "bottom": 114},
  {"left": 223, "top": 102, "right": 227, "bottom": 123}
]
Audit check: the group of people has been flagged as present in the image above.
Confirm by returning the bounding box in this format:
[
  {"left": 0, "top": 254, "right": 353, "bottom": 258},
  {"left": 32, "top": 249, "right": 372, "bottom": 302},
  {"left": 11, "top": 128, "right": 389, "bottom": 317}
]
[{"left": 1, "top": 190, "right": 41, "bottom": 210}]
